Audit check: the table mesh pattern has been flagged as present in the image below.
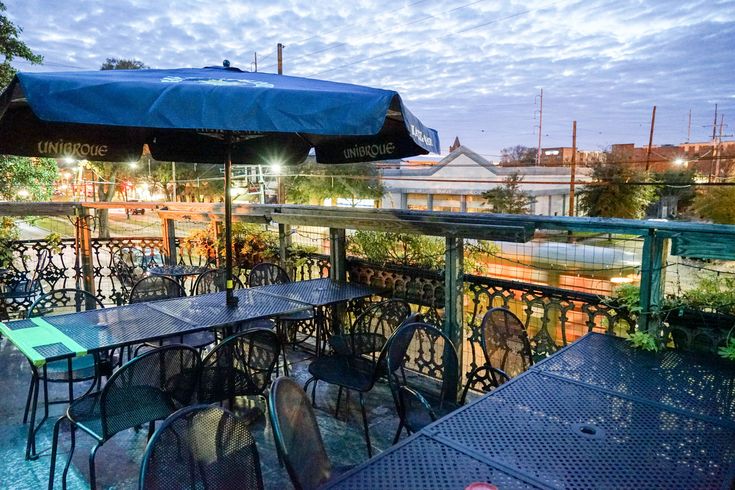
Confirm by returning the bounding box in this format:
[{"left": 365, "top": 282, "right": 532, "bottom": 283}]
[
  {"left": 44, "top": 305, "right": 198, "bottom": 351},
  {"left": 34, "top": 342, "right": 74, "bottom": 358},
  {"left": 431, "top": 371, "right": 735, "bottom": 490},
  {"left": 254, "top": 279, "right": 380, "bottom": 306},
  {"left": 148, "top": 290, "right": 307, "bottom": 328},
  {"left": 536, "top": 333, "right": 735, "bottom": 422},
  {"left": 328, "top": 434, "right": 539, "bottom": 490},
  {"left": 2, "top": 319, "right": 37, "bottom": 330}
]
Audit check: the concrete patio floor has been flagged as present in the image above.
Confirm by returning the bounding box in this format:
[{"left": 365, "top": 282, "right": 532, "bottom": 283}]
[{"left": 0, "top": 337, "right": 422, "bottom": 489}]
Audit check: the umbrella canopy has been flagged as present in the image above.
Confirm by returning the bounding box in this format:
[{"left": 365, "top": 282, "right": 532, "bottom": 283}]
[
  {"left": 0, "top": 65, "right": 439, "bottom": 164},
  {"left": 0, "top": 65, "right": 439, "bottom": 305}
]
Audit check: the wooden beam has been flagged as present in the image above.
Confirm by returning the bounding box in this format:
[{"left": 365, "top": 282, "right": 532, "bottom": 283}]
[
  {"left": 0, "top": 202, "right": 79, "bottom": 216},
  {"left": 161, "top": 218, "right": 177, "bottom": 265}
]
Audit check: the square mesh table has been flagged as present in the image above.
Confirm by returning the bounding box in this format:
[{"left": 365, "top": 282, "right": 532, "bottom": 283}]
[
  {"left": 327, "top": 333, "right": 735, "bottom": 489},
  {"left": 534, "top": 332, "right": 735, "bottom": 424},
  {"left": 252, "top": 278, "right": 385, "bottom": 355}
]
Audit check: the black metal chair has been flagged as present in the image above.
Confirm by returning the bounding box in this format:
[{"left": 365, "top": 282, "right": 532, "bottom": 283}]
[
  {"left": 130, "top": 276, "right": 214, "bottom": 351},
  {"left": 128, "top": 275, "right": 185, "bottom": 304},
  {"left": 192, "top": 268, "right": 244, "bottom": 295},
  {"left": 248, "top": 262, "right": 315, "bottom": 372},
  {"left": 48, "top": 344, "right": 200, "bottom": 490},
  {"left": 110, "top": 246, "right": 146, "bottom": 304},
  {"left": 270, "top": 377, "right": 351, "bottom": 490},
  {"left": 478, "top": 307, "right": 534, "bottom": 379},
  {"left": 139, "top": 404, "right": 264, "bottom": 490},
  {"left": 197, "top": 328, "right": 281, "bottom": 417},
  {"left": 1, "top": 248, "right": 50, "bottom": 317},
  {"left": 385, "top": 322, "right": 462, "bottom": 443},
  {"left": 23, "top": 289, "right": 106, "bottom": 459},
  {"left": 304, "top": 299, "right": 411, "bottom": 457}
]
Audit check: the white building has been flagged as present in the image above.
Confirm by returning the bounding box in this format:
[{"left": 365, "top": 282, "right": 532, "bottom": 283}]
[{"left": 380, "top": 146, "right": 592, "bottom": 215}]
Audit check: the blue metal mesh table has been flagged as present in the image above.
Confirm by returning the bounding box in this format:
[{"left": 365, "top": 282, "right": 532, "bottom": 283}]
[
  {"left": 252, "top": 278, "right": 385, "bottom": 356},
  {"left": 0, "top": 288, "right": 309, "bottom": 459},
  {"left": 326, "top": 333, "right": 735, "bottom": 489}
]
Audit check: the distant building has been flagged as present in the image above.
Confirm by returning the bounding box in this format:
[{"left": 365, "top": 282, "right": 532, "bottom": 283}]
[
  {"left": 539, "top": 147, "right": 603, "bottom": 167},
  {"left": 380, "top": 146, "right": 592, "bottom": 216}
]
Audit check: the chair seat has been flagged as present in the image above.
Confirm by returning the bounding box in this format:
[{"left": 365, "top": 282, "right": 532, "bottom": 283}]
[
  {"left": 308, "top": 356, "right": 376, "bottom": 392},
  {"left": 43, "top": 355, "right": 97, "bottom": 381},
  {"left": 68, "top": 385, "right": 176, "bottom": 439},
  {"left": 405, "top": 399, "right": 460, "bottom": 432},
  {"left": 161, "top": 330, "right": 216, "bottom": 349},
  {"left": 197, "top": 366, "right": 260, "bottom": 403},
  {"left": 279, "top": 309, "right": 314, "bottom": 322}
]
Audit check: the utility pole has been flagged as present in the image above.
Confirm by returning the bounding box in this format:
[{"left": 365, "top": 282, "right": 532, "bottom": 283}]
[
  {"left": 253, "top": 52, "right": 258, "bottom": 72},
  {"left": 535, "top": 89, "right": 543, "bottom": 165},
  {"left": 276, "top": 42, "right": 286, "bottom": 203},
  {"left": 687, "top": 109, "right": 691, "bottom": 143},
  {"left": 709, "top": 104, "right": 719, "bottom": 183},
  {"left": 277, "top": 43, "right": 284, "bottom": 75},
  {"left": 645, "top": 106, "right": 656, "bottom": 172},
  {"left": 569, "top": 121, "right": 577, "bottom": 217}
]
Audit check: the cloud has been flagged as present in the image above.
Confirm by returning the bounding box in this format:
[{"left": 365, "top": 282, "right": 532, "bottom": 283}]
[{"left": 6, "top": 0, "right": 735, "bottom": 155}]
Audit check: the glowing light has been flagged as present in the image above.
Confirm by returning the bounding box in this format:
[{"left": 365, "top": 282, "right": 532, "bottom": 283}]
[
  {"left": 129, "top": 161, "right": 139, "bottom": 169},
  {"left": 17, "top": 189, "right": 30, "bottom": 198},
  {"left": 270, "top": 164, "right": 282, "bottom": 175},
  {"left": 610, "top": 276, "right": 635, "bottom": 284},
  {"left": 673, "top": 158, "right": 686, "bottom": 166},
  {"left": 63, "top": 157, "right": 75, "bottom": 164}
]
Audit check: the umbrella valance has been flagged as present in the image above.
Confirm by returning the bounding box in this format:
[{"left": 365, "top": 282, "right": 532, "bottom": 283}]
[{"left": 0, "top": 66, "right": 439, "bottom": 164}]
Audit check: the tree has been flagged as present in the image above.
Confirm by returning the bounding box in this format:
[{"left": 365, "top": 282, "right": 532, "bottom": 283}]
[
  {"left": 0, "top": 155, "right": 58, "bottom": 200},
  {"left": 652, "top": 168, "right": 698, "bottom": 217},
  {"left": 499, "top": 145, "right": 536, "bottom": 167},
  {"left": 284, "top": 160, "right": 384, "bottom": 205},
  {"left": 481, "top": 172, "right": 535, "bottom": 214},
  {"left": 100, "top": 58, "right": 148, "bottom": 70},
  {"left": 90, "top": 58, "right": 148, "bottom": 237},
  {"left": 578, "top": 152, "right": 656, "bottom": 219},
  {"left": 0, "top": 1, "right": 43, "bottom": 87},
  {"left": 693, "top": 186, "right": 735, "bottom": 224}
]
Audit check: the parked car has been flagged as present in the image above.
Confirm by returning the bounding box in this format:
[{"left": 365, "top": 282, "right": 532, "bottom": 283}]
[{"left": 127, "top": 200, "right": 145, "bottom": 215}]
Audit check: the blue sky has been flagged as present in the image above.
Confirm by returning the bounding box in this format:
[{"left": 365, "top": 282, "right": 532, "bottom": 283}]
[{"left": 6, "top": 0, "right": 735, "bottom": 160}]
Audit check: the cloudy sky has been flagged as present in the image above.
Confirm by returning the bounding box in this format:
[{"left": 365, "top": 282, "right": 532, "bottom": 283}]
[{"left": 6, "top": 0, "right": 735, "bottom": 160}]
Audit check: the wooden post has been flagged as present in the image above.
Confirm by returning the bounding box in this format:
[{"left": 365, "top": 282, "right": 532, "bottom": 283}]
[
  {"left": 639, "top": 230, "right": 667, "bottom": 335},
  {"left": 279, "top": 223, "right": 292, "bottom": 273},
  {"left": 329, "top": 228, "right": 346, "bottom": 282},
  {"left": 444, "top": 236, "right": 464, "bottom": 402},
  {"left": 161, "top": 218, "right": 177, "bottom": 265},
  {"left": 76, "top": 206, "right": 95, "bottom": 296}
]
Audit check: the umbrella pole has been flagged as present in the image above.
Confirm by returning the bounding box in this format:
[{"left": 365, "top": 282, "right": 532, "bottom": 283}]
[{"left": 224, "top": 134, "right": 238, "bottom": 307}]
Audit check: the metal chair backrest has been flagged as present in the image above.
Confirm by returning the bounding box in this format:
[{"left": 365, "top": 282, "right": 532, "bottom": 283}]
[
  {"left": 139, "top": 404, "right": 264, "bottom": 490},
  {"left": 331, "top": 299, "right": 411, "bottom": 358},
  {"left": 198, "top": 328, "right": 281, "bottom": 404},
  {"left": 129, "top": 275, "right": 185, "bottom": 304},
  {"left": 112, "top": 246, "right": 146, "bottom": 290},
  {"left": 269, "top": 376, "right": 333, "bottom": 490},
  {"left": 481, "top": 307, "right": 533, "bottom": 378},
  {"left": 248, "top": 262, "right": 290, "bottom": 287},
  {"left": 27, "top": 288, "right": 104, "bottom": 318},
  {"left": 100, "top": 344, "right": 200, "bottom": 440},
  {"left": 192, "top": 268, "right": 244, "bottom": 295},
  {"left": 385, "top": 322, "right": 460, "bottom": 432}
]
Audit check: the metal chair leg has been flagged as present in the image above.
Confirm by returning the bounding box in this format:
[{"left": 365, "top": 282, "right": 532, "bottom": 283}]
[
  {"left": 25, "top": 372, "right": 40, "bottom": 460},
  {"left": 359, "top": 392, "right": 372, "bottom": 458},
  {"left": 48, "top": 415, "right": 67, "bottom": 490},
  {"left": 335, "top": 386, "right": 343, "bottom": 417},
  {"left": 392, "top": 421, "right": 404, "bottom": 444},
  {"left": 88, "top": 442, "right": 101, "bottom": 490}
]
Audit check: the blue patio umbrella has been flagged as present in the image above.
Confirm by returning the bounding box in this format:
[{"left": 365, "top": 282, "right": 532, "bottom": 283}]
[{"left": 0, "top": 64, "right": 439, "bottom": 306}]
